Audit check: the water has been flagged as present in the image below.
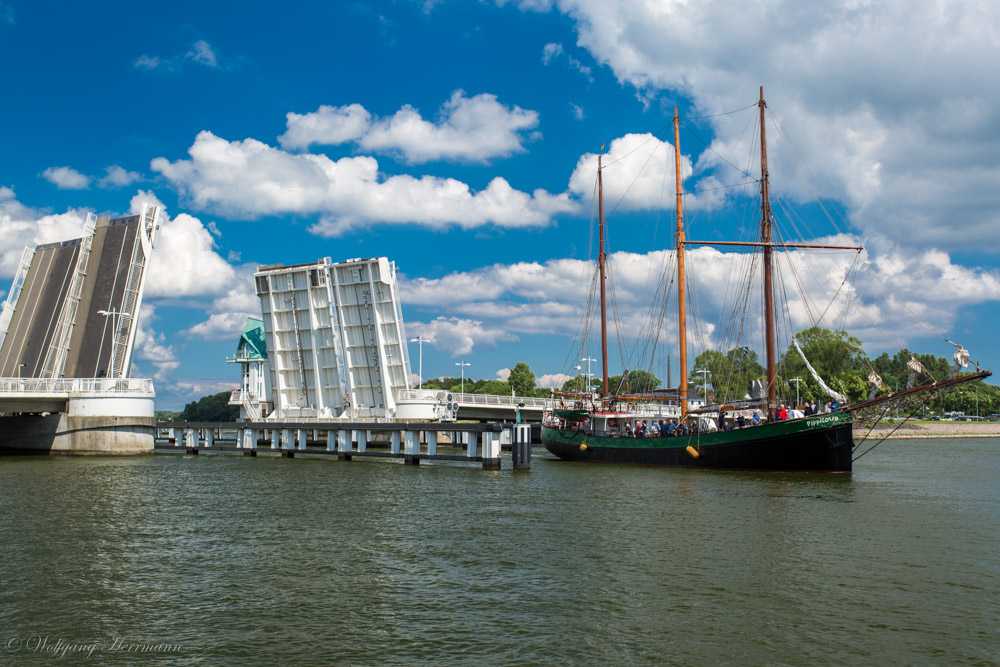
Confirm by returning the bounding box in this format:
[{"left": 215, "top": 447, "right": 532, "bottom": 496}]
[{"left": 1, "top": 440, "right": 998, "bottom": 665}]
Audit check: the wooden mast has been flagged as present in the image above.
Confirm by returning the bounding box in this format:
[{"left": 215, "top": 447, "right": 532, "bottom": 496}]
[
  {"left": 673, "top": 108, "right": 688, "bottom": 418},
  {"left": 759, "top": 86, "right": 777, "bottom": 419},
  {"left": 598, "top": 152, "right": 609, "bottom": 396}
]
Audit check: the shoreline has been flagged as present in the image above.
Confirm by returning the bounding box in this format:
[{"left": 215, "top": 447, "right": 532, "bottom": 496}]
[{"left": 853, "top": 420, "right": 1000, "bottom": 440}]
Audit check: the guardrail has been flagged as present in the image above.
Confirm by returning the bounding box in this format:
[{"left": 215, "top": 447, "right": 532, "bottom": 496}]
[
  {"left": 453, "top": 393, "right": 548, "bottom": 408},
  {"left": 0, "top": 377, "right": 154, "bottom": 395}
]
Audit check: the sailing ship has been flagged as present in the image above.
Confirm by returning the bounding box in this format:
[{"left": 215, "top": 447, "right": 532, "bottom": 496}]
[{"left": 542, "top": 88, "right": 990, "bottom": 472}]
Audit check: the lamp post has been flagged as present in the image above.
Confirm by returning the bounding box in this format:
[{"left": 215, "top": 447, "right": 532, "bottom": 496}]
[
  {"left": 573, "top": 365, "right": 582, "bottom": 392},
  {"left": 695, "top": 369, "right": 712, "bottom": 397},
  {"left": 98, "top": 308, "right": 130, "bottom": 379},
  {"left": 17, "top": 362, "right": 25, "bottom": 379},
  {"left": 455, "top": 361, "right": 470, "bottom": 393},
  {"left": 409, "top": 336, "right": 432, "bottom": 389},
  {"left": 581, "top": 357, "right": 596, "bottom": 392},
  {"left": 790, "top": 377, "right": 802, "bottom": 408}
]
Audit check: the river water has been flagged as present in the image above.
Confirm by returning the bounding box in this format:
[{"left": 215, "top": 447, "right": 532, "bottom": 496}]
[{"left": 1, "top": 439, "right": 998, "bottom": 665}]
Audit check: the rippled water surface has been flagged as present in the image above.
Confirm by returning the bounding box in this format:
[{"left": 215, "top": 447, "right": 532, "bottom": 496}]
[{"left": 2, "top": 440, "right": 998, "bottom": 665}]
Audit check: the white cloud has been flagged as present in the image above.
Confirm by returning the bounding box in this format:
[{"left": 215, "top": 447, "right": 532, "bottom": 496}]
[
  {"left": 568, "top": 133, "right": 723, "bottom": 212},
  {"left": 132, "top": 304, "right": 180, "bottom": 381},
  {"left": 402, "top": 242, "right": 1000, "bottom": 374},
  {"left": 152, "top": 130, "right": 576, "bottom": 234},
  {"left": 542, "top": 42, "right": 563, "bottom": 64},
  {"left": 496, "top": 368, "right": 511, "bottom": 381},
  {"left": 0, "top": 187, "right": 89, "bottom": 276},
  {"left": 538, "top": 372, "right": 572, "bottom": 389},
  {"left": 181, "top": 268, "right": 261, "bottom": 342},
  {"left": 99, "top": 165, "right": 141, "bottom": 189},
  {"left": 132, "top": 190, "right": 239, "bottom": 299},
  {"left": 135, "top": 40, "right": 222, "bottom": 72},
  {"left": 186, "top": 40, "right": 218, "bottom": 68},
  {"left": 41, "top": 166, "right": 90, "bottom": 190},
  {"left": 543, "top": 0, "right": 1000, "bottom": 249},
  {"left": 134, "top": 54, "right": 160, "bottom": 69},
  {"left": 278, "top": 103, "right": 371, "bottom": 151},
  {"left": 406, "top": 317, "right": 518, "bottom": 356},
  {"left": 540, "top": 41, "right": 592, "bottom": 80},
  {"left": 280, "top": 91, "right": 540, "bottom": 164}
]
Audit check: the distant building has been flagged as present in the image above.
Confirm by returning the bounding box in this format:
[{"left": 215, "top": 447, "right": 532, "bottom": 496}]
[{"left": 227, "top": 317, "right": 271, "bottom": 421}]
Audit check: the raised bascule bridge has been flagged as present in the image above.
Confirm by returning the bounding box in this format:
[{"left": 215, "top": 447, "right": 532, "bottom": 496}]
[{"left": 0, "top": 205, "right": 160, "bottom": 454}]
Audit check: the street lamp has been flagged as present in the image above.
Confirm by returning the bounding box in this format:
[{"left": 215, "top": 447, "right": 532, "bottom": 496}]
[
  {"left": 409, "top": 336, "right": 432, "bottom": 389},
  {"left": 573, "top": 365, "right": 582, "bottom": 392},
  {"left": 581, "top": 357, "right": 596, "bottom": 392},
  {"left": 455, "top": 361, "right": 470, "bottom": 393},
  {"left": 789, "top": 377, "right": 802, "bottom": 408},
  {"left": 695, "top": 369, "right": 712, "bottom": 394},
  {"left": 98, "top": 308, "right": 130, "bottom": 379},
  {"left": 17, "top": 362, "right": 25, "bottom": 379}
]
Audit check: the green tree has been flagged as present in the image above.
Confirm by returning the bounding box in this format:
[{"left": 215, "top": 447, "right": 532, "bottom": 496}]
[
  {"left": 476, "top": 379, "right": 511, "bottom": 395},
  {"left": 560, "top": 374, "right": 587, "bottom": 392},
  {"left": 779, "top": 327, "right": 868, "bottom": 403},
  {"left": 609, "top": 369, "right": 661, "bottom": 394},
  {"left": 690, "top": 347, "right": 763, "bottom": 400},
  {"left": 508, "top": 361, "right": 536, "bottom": 397},
  {"left": 179, "top": 391, "right": 240, "bottom": 422}
]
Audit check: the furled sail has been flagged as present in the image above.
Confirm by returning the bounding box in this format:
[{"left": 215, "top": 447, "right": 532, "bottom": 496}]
[
  {"left": 792, "top": 337, "right": 847, "bottom": 403},
  {"left": 906, "top": 357, "right": 926, "bottom": 389},
  {"left": 951, "top": 344, "right": 971, "bottom": 379},
  {"left": 867, "top": 371, "right": 886, "bottom": 400}
]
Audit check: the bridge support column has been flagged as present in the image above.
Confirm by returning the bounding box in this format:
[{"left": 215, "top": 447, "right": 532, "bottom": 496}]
[
  {"left": 482, "top": 429, "right": 501, "bottom": 469},
  {"left": 357, "top": 430, "right": 368, "bottom": 452},
  {"left": 426, "top": 431, "right": 438, "bottom": 456},
  {"left": 466, "top": 431, "right": 477, "bottom": 458},
  {"left": 297, "top": 428, "right": 307, "bottom": 451},
  {"left": 404, "top": 430, "right": 418, "bottom": 464},
  {"left": 390, "top": 431, "right": 401, "bottom": 454},
  {"left": 337, "top": 430, "right": 352, "bottom": 460},
  {"left": 326, "top": 430, "right": 336, "bottom": 452},
  {"left": 204, "top": 428, "right": 214, "bottom": 449}
]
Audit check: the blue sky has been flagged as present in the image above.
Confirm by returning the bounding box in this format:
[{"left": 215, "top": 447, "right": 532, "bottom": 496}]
[{"left": 2, "top": 0, "right": 999, "bottom": 409}]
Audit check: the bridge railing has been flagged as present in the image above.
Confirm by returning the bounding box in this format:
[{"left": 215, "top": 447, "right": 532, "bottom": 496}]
[
  {"left": 0, "top": 377, "right": 154, "bottom": 395},
  {"left": 453, "top": 393, "right": 548, "bottom": 408}
]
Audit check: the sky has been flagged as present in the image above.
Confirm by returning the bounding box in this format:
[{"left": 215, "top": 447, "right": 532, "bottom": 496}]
[{"left": 1, "top": 0, "right": 999, "bottom": 409}]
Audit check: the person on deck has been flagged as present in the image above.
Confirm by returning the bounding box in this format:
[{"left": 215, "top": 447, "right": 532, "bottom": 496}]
[
  {"left": 830, "top": 400, "right": 839, "bottom": 412},
  {"left": 625, "top": 423, "right": 632, "bottom": 437},
  {"left": 666, "top": 419, "right": 676, "bottom": 436},
  {"left": 752, "top": 411, "right": 761, "bottom": 426},
  {"left": 718, "top": 408, "right": 726, "bottom": 431},
  {"left": 737, "top": 414, "right": 745, "bottom": 429},
  {"left": 777, "top": 404, "right": 788, "bottom": 421}
]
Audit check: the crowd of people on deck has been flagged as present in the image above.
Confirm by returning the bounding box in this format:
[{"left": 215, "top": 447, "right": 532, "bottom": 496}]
[{"left": 624, "top": 419, "right": 698, "bottom": 437}]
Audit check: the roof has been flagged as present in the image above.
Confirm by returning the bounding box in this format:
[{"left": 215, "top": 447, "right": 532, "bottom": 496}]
[{"left": 237, "top": 317, "right": 267, "bottom": 360}]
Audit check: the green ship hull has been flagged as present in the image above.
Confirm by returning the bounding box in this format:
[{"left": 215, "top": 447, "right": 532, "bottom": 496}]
[{"left": 542, "top": 412, "right": 853, "bottom": 472}]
